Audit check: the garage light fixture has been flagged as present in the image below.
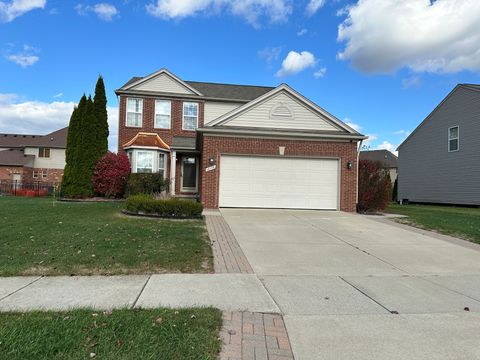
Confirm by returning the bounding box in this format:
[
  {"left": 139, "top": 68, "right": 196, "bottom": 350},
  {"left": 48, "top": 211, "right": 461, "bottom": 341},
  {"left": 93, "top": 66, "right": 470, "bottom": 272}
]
[{"left": 347, "top": 161, "right": 353, "bottom": 170}]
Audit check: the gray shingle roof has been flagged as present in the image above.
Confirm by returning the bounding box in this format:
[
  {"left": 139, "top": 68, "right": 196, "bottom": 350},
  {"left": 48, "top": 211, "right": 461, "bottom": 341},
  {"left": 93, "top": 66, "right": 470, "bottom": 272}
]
[
  {"left": 118, "top": 76, "right": 275, "bottom": 102},
  {"left": 0, "top": 127, "right": 68, "bottom": 149},
  {"left": 185, "top": 81, "right": 274, "bottom": 101},
  {"left": 0, "top": 149, "right": 35, "bottom": 166},
  {"left": 461, "top": 84, "right": 480, "bottom": 92},
  {"left": 360, "top": 150, "right": 398, "bottom": 168}
]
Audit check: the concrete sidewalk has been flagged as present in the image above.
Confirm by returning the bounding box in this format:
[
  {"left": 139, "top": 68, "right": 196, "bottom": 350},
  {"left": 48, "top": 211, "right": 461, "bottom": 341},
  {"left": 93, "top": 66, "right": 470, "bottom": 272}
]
[{"left": 0, "top": 274, "right": 279, "bottom": 313}]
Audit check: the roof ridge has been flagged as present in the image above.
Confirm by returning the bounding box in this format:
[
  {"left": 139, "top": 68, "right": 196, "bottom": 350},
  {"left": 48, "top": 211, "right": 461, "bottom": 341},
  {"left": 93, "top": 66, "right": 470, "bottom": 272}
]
[{"left": 185, "top": 80, "right": 275, "bottom": 89}]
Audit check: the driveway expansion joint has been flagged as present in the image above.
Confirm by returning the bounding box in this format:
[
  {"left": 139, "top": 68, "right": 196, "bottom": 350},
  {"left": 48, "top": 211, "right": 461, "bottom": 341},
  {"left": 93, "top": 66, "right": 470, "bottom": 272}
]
[{"left": 131, "top": 274, "right": 152, "bottom": 309}]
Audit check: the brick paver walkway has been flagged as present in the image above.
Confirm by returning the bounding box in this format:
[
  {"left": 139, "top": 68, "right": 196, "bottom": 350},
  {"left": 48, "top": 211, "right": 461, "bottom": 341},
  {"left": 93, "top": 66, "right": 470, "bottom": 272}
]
[
  {"left": 220, "top": 311, "right": 295, "bottom": 360},
  {"left": 206, "top": 215, "right": 253, "bottom": 274}
]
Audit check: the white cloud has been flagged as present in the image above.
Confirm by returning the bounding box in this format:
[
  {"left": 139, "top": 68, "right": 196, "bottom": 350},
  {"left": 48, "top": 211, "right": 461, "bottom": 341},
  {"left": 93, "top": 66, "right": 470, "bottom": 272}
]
[
  {"left": 258, "top": 46, "right": 282, "bottom": 64},
  {"left": 377, "top": 140, "right": 398, "bottom": 155},
  {"left": 402, "top": 76, "right": 421, "bottom": 89},
  {"left": 75, "top": 2, "right": 119, "bottom": 21},
  {"left": 0, "top": 0, "right": 45, "bottom": 22},
  {"left": 338, "top": 0, "right": 480, "bottom": 74},
  {"left": 313, "top": 67, "right": 327, "bottom": 78},
  {"left": 306, "top": 0, "right": 325, "bottom": 16},
  {"left": 393, "top": 129, "right": 410, "bottom": 136},
  {"left": 6, "top": 54, "right": 39, "bottom": 67},
  {"left": 146, "top": 0, "right": 292, "bottom": 27},
  {"left": 0, "top": 95, "right": 119, "bottom": 152},
  {"left": 345, "top": 120, "right": 362, "bottom": 132},
  {"left": 297, "top": 28, "right": 308, "bottom": 36},
  {"left": 53, "top": 92, "right": 63, "bottom": 98},
  {"left": 4, "top": 43, "right": 40, "bottom": 67},
  {"left": 276, "top": 50, "right": 316, "bottom": 77}
]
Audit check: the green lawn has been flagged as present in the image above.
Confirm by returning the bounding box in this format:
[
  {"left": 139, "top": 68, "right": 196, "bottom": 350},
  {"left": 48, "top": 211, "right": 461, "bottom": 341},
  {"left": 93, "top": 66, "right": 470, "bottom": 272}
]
[
  {"left": 386, "top": 203, "right": 480, "bottom": 244},
  {"left": 0, "top": 196, "right": 213, "bottom": 276},
  {"left": 0, "top": 308, "right": 222, "bottom": 360}
]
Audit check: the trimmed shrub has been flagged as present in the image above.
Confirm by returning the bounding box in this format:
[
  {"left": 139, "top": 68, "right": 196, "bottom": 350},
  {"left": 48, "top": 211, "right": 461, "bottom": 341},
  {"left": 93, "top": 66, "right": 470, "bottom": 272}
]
[
  {"left": 125, "top": 195, "right": 203, "bottom": 218},
  {"left": 92, "top": 152, "right": 131, "bottom": 198},
  {"left": 358, "top": 160, "right": 392, "bottom": 212},
  {"left": 126, "top": 173, "right": 169, "bottom": 196}
]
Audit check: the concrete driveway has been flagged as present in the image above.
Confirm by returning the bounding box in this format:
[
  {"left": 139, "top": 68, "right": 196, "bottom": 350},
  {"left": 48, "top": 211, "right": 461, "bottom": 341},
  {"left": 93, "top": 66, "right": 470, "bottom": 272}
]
[{"left": 221, "top": 209, "right": 480, "bottom": 360}]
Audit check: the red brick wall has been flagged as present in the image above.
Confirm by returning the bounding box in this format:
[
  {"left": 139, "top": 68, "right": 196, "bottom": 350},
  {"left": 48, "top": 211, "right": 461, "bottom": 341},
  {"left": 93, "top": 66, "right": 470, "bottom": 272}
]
[
  {"left": 0, "top": 166, "right": 27, "bottom": 181},
  {"left": 200, "top": 136, "right": 359, "bottom": 212},
  {"left": 117, "top": 95, "right": 204, "bottom": 153},
  {"left": 0, "top": 167, "right": 63, "bottom": 184}
]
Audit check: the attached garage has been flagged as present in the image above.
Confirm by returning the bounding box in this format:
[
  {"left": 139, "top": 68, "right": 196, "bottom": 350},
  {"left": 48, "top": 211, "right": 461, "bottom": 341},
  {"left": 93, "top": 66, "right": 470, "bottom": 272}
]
[{"left": 219, "top": 155, "right": 339, "bottom": 210}]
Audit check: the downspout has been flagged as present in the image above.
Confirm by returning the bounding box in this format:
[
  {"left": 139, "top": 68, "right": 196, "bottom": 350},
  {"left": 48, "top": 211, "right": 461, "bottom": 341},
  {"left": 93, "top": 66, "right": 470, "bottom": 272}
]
[{"left": 356, "top": 140, "right": 364, "bottom": 207}]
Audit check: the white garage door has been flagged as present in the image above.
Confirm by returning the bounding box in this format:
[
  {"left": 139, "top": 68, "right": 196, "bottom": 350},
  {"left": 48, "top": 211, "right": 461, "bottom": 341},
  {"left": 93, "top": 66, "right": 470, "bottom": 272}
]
[{"left": 219, "top": 155, "right": 339, "bottom": 210}]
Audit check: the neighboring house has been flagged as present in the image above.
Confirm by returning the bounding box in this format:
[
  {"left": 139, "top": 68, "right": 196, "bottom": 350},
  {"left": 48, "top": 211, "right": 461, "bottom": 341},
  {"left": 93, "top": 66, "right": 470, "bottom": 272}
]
[
  {"left": 116, "top": 68, "right": 366, "bottom": 211},
  {"left": 0, "top": 127, "right": 67, "bottom": 183},
  {"left": 360, "top": 149, "right": 398, "bottom": 183},
  {"left": 398, "top": 84, "right": 480, "bottom": 205}
]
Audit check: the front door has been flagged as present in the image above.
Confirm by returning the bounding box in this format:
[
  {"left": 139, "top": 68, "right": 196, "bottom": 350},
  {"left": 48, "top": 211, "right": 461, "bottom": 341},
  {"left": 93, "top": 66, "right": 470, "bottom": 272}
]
[{"left": 181, "top": 157, "right": 198, "bottom": 192}]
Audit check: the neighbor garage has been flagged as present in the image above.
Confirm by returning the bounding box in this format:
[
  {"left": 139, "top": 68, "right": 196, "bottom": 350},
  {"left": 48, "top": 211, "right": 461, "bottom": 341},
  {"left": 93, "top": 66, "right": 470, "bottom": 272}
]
[{"left": 219, "top": 155, "right": 339, "bottom": 210}]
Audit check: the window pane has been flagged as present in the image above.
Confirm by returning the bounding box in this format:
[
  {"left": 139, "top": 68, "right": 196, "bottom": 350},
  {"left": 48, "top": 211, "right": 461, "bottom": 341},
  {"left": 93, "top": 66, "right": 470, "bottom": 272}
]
[
  {"left": 449, "top": 139, "right": 458, "bottom": 151},
  {"left": 183, "top": 116, "right": 197, "bottom": 130},
  {"left": 158, "top": 153, "right": 166, "bottom": 170},
  {"left": 155, "top": 114, "right": 171, "bottom": 128},
  {"left": 184, "top": 103, "right": 198, "bottom": 116},
  {"left": 449, "top": 127, "right": 458, "bottom": 139},
  {"left": 127, "top": 113, "right": 142, "bottom": 127},
  {"left": 156, "top": 100, "right": 171, "bottom": 115},
  {"left": 136, "top": 151, "right": 153, "bottom": 173}
]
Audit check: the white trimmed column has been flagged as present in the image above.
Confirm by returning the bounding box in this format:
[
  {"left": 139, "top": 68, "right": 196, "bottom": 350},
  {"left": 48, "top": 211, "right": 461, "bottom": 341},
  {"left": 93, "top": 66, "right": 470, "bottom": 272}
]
[{"left": 170, "top": 151, "right": 176, "bottom": 196}]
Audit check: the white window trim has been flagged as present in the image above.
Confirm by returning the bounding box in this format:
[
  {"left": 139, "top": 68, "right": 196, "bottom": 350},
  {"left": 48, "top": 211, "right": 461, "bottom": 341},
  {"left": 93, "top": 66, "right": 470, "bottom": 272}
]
[
  {"left": 154, "top": 99, "right": 172, "bottom": 129},
  {"left": 127, "top": 149, "right": 169, "bottom": 176},
  {"left": 180, "top": 156, "right": 199, "bottom": 192},
  {"left": 42, "top": 170, "right": 48, "bottom": 178},
  {"left": 38, "top": 148, "right": 51, "bottom": 158},
  {"left": 182, "top": 102, "right": 199, "bottom": 131},
  {"left": 448, "top": 125, "right": 459, "bottom": 152},
  {"left": 33, "top": 170, "right": 39, "bottom": 179},
  {"left": 126, "top": 98, "right": 143, "bottom": 128},
  {"left": 158, "top": 152, "right": 167, "bottom": 179}
]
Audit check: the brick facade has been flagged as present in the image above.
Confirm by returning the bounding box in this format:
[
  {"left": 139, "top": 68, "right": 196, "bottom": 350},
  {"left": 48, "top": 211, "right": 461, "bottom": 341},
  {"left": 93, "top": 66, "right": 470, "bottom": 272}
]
[
  {"left": 117, "top": 95, "right": 204, "bottom": 152},
  {"left": 0, "top": 166, "right": 63, "bottom": 184},
  {"left": 199, "top": 136, "right": 359, "bottom": 212}
]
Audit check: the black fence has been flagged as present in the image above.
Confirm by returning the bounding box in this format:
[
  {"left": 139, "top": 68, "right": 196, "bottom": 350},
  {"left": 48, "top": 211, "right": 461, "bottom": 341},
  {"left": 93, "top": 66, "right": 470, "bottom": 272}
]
[{"left": 0, "top": 180, "right": 60, "bottom": 197}]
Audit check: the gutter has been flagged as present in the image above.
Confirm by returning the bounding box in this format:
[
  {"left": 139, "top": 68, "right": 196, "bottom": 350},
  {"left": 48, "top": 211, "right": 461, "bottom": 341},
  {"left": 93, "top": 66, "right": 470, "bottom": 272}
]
[{"left": 197, "top": 127, "right": 368, "bottom": 141}]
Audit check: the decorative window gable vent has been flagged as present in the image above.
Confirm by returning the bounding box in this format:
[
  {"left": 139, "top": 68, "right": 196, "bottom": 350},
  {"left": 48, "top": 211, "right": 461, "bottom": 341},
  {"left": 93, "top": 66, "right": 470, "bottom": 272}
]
[{"left": 270, "top": 102, "right": 294, "bottom": 120}]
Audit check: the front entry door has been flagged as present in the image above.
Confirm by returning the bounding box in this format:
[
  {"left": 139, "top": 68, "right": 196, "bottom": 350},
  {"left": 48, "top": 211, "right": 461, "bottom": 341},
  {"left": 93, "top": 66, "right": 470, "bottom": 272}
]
[{"left": 181, "top": 157, "right": 198, "bottom": 192}]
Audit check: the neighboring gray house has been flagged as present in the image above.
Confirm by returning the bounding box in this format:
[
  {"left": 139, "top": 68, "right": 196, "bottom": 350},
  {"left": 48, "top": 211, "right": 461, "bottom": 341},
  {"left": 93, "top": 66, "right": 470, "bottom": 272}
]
[
  {"left": 360, "top": 149, "right": 398, "bottom": 183},
  {"left": 398, "top": 84, "right": 480, "bottom": 205}
]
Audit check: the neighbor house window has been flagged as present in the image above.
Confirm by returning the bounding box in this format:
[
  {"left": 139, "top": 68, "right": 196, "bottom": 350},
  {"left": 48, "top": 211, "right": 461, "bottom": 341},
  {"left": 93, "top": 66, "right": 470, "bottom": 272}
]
[
  {"left": 158, "top": 153, "right": 166, "bottom": 179},
  {"left": 155, "top": 100, "right": 171, "bottom": 129},
  {"left": 448, "top": 126, "right": 459, "bottom": 152},
  {"left": 126, "top": 98, "right": 143, "bottom": 127},
  {"left": 183, "top": 102, "right": 198, "bottom": 130},
  {"left": 38, "top": 148, "right": 50, "bottom": 158},
  {"left": 33, "top": 170, "right": 39, "bottom": 179},
  {"left": 136, "top": 151, "right": 154, "bottom": 173},
  {"left": 42, "top": 170, "right": 48, "bottom": 179}
]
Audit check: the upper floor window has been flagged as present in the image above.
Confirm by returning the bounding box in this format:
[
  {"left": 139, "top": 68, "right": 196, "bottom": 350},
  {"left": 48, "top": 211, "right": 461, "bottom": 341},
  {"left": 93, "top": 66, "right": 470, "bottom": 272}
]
[
  {"left": 38, "top": 148, "right": 50, "bottom": 158},
  {"left": 155, "top": 100, "right": 171, "bottom": 129},
  {"left": 126, "top": 98, "right": 143, "bottom": 127},
  {"left": 183, "top": 102, "right": 198, "bottom": 130},
  {"left": 448, "top": 126, "right": 459, "bottom": 152}
]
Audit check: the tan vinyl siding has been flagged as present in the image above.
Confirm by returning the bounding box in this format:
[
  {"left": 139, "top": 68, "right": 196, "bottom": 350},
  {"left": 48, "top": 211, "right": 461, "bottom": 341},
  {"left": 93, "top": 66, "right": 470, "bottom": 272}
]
[
  {"left": 24, "top": 147, "right": 66, "bottom": 169},
  {"left": 225, "top": 91, "right": 339, "bottom": 131},
  {"left": 398, "top": 87, "right": 480, "bottom": 205},
  {"left": 131, "top": 73, "right": 195, "bottom": 94},
  {"left": 204, "top": 102, "right": 240, "bottom": 124}
]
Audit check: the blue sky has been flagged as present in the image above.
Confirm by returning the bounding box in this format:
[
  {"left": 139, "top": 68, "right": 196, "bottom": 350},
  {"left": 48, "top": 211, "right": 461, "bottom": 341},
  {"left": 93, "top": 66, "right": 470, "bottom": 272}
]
[{"left": 1, "top": 0, "right": 480, "bottom": 152}]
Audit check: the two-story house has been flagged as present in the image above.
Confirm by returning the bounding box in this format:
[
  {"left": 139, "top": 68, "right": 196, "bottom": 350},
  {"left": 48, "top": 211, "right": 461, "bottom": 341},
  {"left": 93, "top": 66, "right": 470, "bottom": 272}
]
[
  {"left": 116, "top": 68, "right": 366, "bottom": 211},
  {"left": 0, "top": 127, "right": 67, "bottom": 184},
  {"left": 398, "top": 84, "right": 480, "bottom": 205}
]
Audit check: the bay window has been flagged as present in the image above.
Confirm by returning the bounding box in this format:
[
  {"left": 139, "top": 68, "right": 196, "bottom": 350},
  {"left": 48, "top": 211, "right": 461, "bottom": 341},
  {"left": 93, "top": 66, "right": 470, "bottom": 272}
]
[{"left": 136, "top": 151, "right": 154, "bottom": 173}]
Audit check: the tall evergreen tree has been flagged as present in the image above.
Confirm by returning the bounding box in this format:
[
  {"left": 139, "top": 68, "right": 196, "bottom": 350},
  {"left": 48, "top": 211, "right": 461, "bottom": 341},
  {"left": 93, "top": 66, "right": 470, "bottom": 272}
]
[
  {"left": 62, "top": 95, "right": 87, "bottom": 197},
  {"left": 94, "top": 76, "right": 109, "bottom": 158}
]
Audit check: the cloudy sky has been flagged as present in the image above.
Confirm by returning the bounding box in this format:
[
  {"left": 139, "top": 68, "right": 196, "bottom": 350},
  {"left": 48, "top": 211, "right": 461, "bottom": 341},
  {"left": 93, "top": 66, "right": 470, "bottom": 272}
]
[{"left": 1, "top": 0, "right": 480, "bottom": 152}]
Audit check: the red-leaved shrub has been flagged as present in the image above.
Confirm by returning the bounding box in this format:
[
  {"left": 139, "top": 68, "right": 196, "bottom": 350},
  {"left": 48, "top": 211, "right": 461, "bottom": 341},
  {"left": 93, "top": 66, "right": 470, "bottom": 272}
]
[
  {"left": 358, "top": 160, "right": 392, "bottom": 212},
  {"left": 92, "top": 152, "right": 131, "bottom": 198}
]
